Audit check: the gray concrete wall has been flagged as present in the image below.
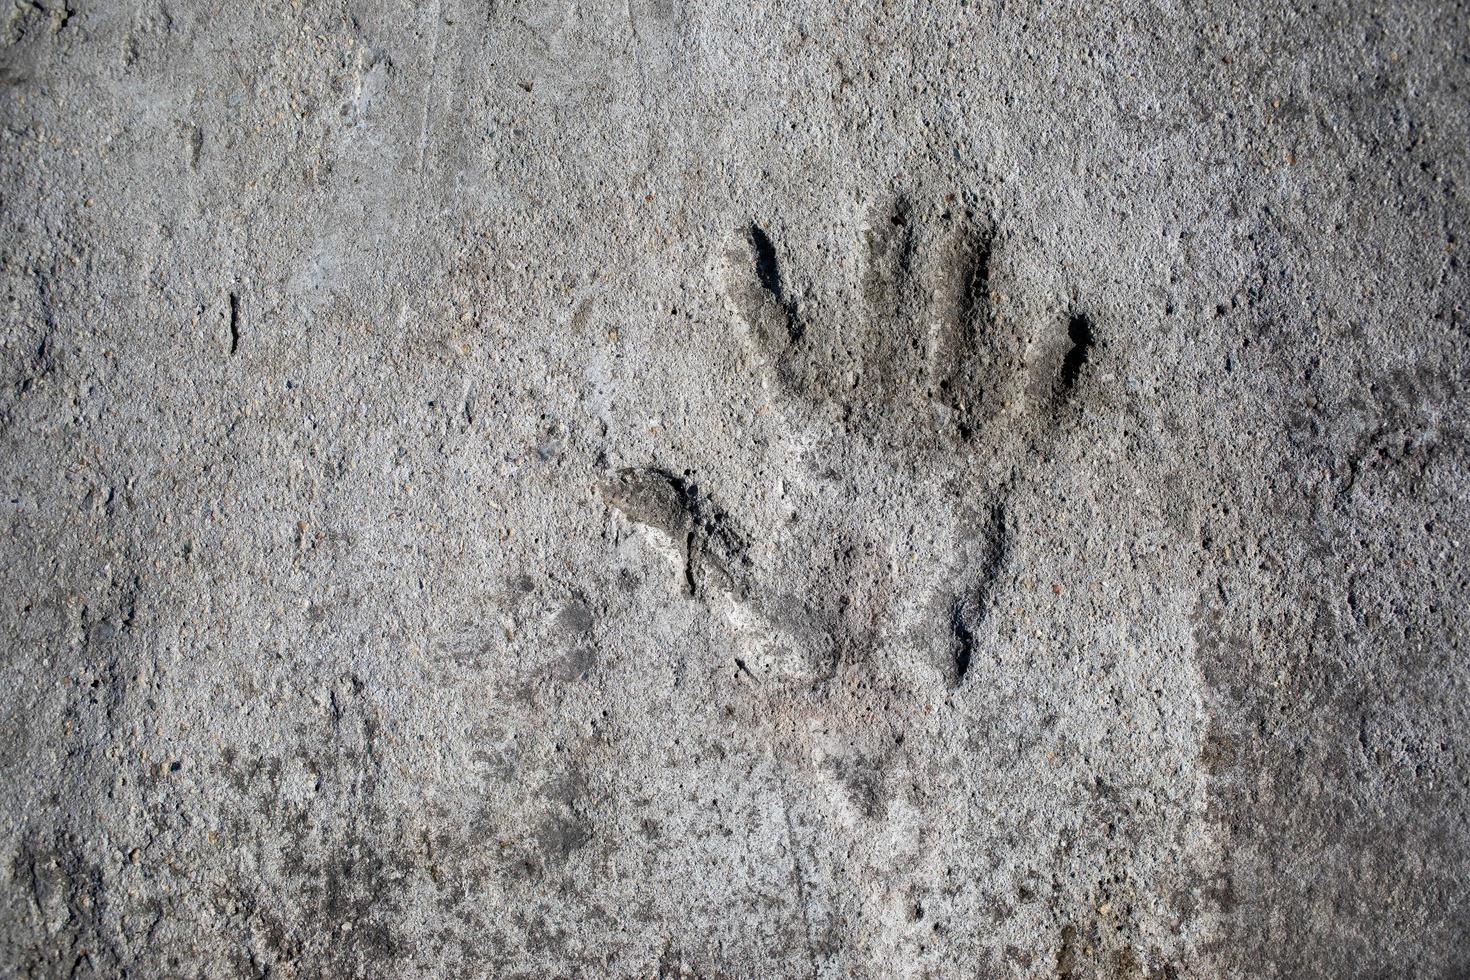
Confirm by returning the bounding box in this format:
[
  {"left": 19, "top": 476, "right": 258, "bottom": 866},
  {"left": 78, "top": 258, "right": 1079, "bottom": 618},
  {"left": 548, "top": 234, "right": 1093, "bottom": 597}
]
[{"left": 1, "top": 1, "right": 1467, "bottom": 976}]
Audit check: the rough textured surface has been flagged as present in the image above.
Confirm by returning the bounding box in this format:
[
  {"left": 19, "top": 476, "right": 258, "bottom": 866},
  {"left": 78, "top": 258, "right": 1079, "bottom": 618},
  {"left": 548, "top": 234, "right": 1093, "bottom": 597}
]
[{"left": 2, "top": 1, "right": 1468, "bottom": 977}]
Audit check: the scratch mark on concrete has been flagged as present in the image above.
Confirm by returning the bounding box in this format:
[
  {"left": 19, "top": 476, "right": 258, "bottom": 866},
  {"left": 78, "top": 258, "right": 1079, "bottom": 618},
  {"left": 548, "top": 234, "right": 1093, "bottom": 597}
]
[
  {"left": 417, "top": 0, "right": 444, "bottom": 178},
  {"left": 781, "top": 787, "right": 820, "bottom": 980}
]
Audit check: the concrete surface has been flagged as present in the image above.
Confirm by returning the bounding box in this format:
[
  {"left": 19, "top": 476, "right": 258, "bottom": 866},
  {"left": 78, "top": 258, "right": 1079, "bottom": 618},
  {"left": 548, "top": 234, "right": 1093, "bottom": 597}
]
[{"left": 1, "top": 0, "right": 1468, "bottom": 976}]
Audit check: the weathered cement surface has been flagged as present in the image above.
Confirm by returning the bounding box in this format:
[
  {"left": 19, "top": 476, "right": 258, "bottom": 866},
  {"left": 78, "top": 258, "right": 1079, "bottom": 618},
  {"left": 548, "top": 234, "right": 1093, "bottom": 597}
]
[{"left": 1, "top": 1, "right": 1467, "bottom": 977}]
